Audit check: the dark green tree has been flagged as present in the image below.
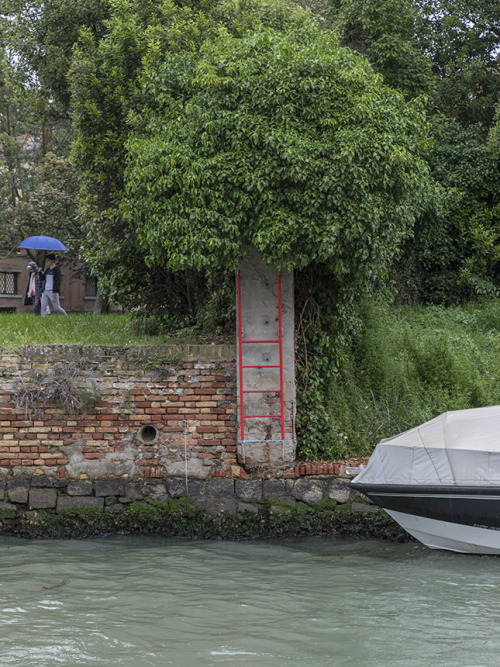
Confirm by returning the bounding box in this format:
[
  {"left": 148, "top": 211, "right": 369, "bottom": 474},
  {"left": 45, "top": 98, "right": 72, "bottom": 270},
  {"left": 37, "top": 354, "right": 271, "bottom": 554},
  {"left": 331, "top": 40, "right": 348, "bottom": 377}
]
[
  {"left": 415, "top": 0, "right": 500, "bottom": 127},
  {"left": 333, "top": 0, "right": 435, "bottom": 99},
  {"left": 69, "top": 0, "right": 319, "bottom": 320},
  {"left": 69, "top": 0, "right": 224, "bottom": 318},
  {"left": 1, "top": 1, "right": 102, "bottom": 254},
  {"left": 0, "top": 43, "right": 81, "bottom": 260},
  {"left": 400, "top": 117, "right": 500, "bottom": 302},
  {"left": 3, "top": 0, "right": 109, "bottom": 113},
  {"left": 333, "top": 0, "right": 500, "bottom": 303},
  {"left": 124, "top": 19, "right": 432, "bottom": 283}
]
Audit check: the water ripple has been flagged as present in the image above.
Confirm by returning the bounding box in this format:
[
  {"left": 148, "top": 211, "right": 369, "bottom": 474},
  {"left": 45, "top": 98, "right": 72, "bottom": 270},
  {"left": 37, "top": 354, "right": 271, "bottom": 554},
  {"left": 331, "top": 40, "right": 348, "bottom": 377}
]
[{"left": 1, "top": 536, "right": 500, "bottom": 665}]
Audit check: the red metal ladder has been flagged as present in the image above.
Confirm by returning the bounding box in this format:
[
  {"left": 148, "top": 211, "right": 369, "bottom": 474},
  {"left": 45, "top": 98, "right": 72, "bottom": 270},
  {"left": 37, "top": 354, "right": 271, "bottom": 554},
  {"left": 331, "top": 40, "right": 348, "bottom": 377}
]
[{"left": 236, "top": 271, "right": 285, "bottom": 462}]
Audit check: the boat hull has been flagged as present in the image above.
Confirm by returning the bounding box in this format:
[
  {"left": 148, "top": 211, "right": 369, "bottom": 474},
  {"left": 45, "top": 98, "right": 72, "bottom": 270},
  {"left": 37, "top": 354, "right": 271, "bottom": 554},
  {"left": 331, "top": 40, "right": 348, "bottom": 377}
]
[{"left": 350, "top": 483, "right": 500, "bottom": 555}]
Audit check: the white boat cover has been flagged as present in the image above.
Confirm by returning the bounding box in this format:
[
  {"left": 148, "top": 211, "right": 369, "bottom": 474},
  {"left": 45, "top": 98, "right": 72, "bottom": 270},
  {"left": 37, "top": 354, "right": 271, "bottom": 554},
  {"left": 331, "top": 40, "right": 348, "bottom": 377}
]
[{"left": 352, "top": 405, "right": 500, "bottom": 487}]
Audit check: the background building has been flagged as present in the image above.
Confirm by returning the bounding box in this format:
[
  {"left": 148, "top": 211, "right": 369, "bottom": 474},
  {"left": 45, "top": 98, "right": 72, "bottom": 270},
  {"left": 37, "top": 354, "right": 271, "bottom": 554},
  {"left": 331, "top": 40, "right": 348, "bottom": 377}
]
[{"left": 0, "top": 255, "right": 98, "bottom": 314}]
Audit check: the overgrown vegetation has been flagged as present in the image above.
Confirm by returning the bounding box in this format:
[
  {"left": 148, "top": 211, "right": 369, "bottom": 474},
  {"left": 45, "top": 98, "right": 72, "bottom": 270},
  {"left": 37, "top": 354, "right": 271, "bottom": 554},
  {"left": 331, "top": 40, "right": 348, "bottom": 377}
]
[{"left": 299, "top": 299, "right": 500, "bottom": 460}]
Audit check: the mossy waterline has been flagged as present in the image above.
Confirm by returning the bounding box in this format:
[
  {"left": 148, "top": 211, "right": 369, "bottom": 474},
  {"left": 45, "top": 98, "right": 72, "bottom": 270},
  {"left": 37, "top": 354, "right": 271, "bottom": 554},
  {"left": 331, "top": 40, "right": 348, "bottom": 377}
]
[{"left": 0, "top": 497, "right": 409, "bottom": 542}]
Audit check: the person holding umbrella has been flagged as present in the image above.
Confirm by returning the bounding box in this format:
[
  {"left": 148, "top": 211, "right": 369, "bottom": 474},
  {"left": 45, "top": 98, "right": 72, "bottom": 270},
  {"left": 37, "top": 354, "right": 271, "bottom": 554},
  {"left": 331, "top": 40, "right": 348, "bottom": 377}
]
[
  {"left": 24, "top": 261, "right": 44, "bottom": 315},
  {"left": 41, "top": 254, "right": 67, "bottom": 316},
  {"left": 15, "top": 236, "right": 68, "bottom": 316}
]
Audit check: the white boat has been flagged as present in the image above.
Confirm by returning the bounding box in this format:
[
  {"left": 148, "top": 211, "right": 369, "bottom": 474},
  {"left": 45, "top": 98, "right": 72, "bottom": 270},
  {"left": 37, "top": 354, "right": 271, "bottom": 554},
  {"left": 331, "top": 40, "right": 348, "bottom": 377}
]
[{"left": 350, "top": 406, "right": 500, "bottom": 555}]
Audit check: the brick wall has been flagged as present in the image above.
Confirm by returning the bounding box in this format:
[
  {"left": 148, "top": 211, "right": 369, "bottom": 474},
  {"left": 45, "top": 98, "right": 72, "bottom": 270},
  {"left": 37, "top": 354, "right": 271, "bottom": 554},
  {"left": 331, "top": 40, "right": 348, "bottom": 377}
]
[{"left": 0, "top": 344, "right": 238, "bottom": 483}]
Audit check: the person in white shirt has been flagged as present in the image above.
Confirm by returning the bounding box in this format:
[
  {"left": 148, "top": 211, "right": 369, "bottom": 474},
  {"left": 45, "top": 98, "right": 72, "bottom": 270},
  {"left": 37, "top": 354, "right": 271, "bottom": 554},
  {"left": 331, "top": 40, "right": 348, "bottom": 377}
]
[{"left": 40, "top": 254, "right": 67, "bottom": 316}]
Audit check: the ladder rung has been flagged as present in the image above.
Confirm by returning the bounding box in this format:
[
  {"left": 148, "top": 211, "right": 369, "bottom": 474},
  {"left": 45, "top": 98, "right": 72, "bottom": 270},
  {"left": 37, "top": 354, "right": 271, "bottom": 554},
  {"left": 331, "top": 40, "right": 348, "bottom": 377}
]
[
  {"left": 241, "top": 339, "right": 279, "bottom": 344},
  {"left": 243, "top": 389, "right": 280, "bottom": 394},
  {"left": 240, "top": 439, "right": 284, "bottom": 444},
  {"left": 244, "top": 414, "right": 282, "bottom": 419},
  {"left": 242, "top": 365, "right": 280, "bottom": 369}
]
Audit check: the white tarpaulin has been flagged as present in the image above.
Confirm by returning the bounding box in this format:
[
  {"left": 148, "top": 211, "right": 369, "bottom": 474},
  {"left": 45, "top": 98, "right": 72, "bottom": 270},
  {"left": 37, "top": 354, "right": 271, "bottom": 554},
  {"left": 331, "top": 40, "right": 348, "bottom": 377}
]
[{"left": 352, "top": 405, "right": 500, "bottom": 486}]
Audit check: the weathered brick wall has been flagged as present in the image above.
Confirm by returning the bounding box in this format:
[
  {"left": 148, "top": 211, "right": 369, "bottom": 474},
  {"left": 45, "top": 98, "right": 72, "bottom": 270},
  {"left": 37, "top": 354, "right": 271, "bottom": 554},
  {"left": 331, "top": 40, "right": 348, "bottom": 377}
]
[{"left": 0, "top": 344, "right": 238, "bottom": 484}]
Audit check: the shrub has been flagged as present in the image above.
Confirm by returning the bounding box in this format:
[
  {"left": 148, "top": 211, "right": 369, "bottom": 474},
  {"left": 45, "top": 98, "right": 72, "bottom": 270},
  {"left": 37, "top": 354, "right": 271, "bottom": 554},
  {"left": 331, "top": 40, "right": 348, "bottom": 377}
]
[{"left": 301, "top": 299, "right": 500, "bottom": 459}]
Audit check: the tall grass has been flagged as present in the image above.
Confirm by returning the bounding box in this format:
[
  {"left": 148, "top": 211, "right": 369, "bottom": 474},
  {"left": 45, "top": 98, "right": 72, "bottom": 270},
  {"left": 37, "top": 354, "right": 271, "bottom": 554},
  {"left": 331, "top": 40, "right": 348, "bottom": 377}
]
[
  {"left": 0, "top": 313, "right": 204, "bottom": 347},
  {"left": 328, "top": 299, "right": 500, "bottom": 458}
]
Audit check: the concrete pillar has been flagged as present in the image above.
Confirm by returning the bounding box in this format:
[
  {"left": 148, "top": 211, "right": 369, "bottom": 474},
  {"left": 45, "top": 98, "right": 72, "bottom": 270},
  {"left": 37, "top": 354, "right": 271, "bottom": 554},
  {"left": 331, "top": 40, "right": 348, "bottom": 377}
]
[{"left": 236, "top": 250, "right": 295, "bottom": 467}]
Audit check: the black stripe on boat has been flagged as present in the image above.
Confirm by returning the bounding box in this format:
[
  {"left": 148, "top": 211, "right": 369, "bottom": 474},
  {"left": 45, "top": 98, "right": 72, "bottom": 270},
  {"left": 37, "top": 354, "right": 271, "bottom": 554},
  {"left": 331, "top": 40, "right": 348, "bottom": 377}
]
[{"left": 350, "top": 483, "right": 500, "bottom": 530}]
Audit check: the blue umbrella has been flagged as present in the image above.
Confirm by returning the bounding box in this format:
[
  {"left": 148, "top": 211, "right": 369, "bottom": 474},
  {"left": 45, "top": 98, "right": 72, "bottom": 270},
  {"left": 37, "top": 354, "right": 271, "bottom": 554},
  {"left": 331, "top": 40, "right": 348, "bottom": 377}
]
[{"left": 18, "top": 235, "right": 68, "bottom": 251}]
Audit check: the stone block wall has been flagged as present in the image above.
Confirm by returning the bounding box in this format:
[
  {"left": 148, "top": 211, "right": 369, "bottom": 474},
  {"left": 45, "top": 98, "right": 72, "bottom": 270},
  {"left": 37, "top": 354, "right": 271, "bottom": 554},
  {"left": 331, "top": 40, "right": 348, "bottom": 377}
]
[
  {"left": 0, "top": 344, "right": 238, "bottom": 486},
  {"left": 0, "top": 469, "right": 360, "bottom": 516}
]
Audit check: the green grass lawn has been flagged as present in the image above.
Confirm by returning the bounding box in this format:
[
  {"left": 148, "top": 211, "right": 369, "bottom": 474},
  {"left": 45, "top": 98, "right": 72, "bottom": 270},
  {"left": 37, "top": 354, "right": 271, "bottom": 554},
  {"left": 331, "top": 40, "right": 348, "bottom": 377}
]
[{"left": 0, "top": 312, "right": 208, "bottom": 347}]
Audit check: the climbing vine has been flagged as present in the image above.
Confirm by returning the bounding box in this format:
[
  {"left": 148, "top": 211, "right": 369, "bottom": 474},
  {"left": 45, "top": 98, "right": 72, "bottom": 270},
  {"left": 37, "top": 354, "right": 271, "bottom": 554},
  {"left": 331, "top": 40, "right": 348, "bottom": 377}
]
[{"left": 294, "top": 264, "right": 368, "bottom": 460}]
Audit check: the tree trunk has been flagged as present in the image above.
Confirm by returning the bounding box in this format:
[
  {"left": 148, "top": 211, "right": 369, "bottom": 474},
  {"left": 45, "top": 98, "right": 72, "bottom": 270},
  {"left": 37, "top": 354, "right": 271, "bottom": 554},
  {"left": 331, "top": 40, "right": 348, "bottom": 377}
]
[{"left": 93, "top": 290, "right": 110, "bottom": 315}]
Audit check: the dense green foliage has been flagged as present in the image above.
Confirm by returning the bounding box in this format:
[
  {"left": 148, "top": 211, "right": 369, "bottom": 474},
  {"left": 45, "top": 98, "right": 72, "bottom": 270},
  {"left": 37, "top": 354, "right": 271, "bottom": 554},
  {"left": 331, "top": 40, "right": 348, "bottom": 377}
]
[
  {"left": 125, "top": 19, "right": 431, "bottom": 277},
  {"left": 400, "top": 118, "right": 500, "bottom": 302},
  {"left": 65, "top": 0, "right": 434, "bottom": 330},
  {"left": 68, "top": 0, "right": 255, "bottom": 320},
  {"left": 292, "top": 0, "right": 498, "bottom": 457},
  {"left": 332, "top": 0, "right": 435, "bottom": 99},
  {"left": 117, "top": 8, "right": 434, "bottom": 461},
  {"left": 4, "top": 0, "right": 109, "bottom": 112},
  {"left": 332, "top": 0, "right": 499, "bottom": 305},
  {"left": 0, "top": 35, "right": 81, "bottom": 261},
  {"left": 3, "top": 0, "right": 497, "bottom": 310},
  {"left": 333, "top": 0, "right": 500, "bottom": 128},
  {"left": 321, "top": 299, "right": 500, "bottom": 459},
  {"left": 415, "top": 0, "right": 500, "bottom": 128},
  {"left": 0, "top": 150, "right": 81, "bottom": 261}
]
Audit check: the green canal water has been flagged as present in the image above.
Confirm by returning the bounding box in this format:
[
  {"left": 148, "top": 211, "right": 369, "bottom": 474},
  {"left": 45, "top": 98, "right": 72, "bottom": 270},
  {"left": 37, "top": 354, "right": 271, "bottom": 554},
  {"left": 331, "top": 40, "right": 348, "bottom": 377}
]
[{"left": 0, "top": 535, "right": 499, "bottom": 666}]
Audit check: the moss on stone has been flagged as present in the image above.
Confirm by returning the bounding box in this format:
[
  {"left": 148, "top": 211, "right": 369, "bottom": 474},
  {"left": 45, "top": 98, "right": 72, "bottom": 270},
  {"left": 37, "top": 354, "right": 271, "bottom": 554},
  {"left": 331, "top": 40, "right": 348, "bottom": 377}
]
[{"left": 0, "top": 496, "right": 412, "bottom": 542}]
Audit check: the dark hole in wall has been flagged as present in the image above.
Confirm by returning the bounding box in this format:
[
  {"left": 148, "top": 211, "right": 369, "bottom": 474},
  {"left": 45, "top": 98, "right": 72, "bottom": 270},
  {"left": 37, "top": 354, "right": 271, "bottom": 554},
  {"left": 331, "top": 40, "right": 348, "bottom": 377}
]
[{"left": 137, "top": 424, "right": 159, "bottom": 445}]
